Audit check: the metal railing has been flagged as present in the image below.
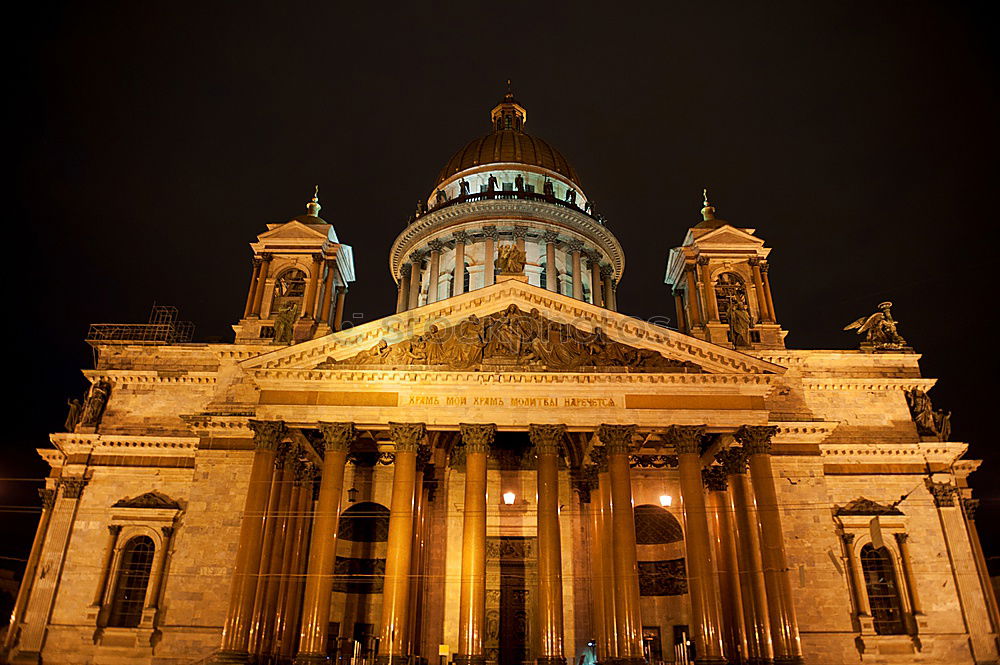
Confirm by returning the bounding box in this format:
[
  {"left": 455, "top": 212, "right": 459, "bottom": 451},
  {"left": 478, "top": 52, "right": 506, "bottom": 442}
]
[
  {"left": 409, "top": 189, "right": 607, "bottom": 226},
  {"left": 86, "top": 305, "right": 195, "bottom": 345}
]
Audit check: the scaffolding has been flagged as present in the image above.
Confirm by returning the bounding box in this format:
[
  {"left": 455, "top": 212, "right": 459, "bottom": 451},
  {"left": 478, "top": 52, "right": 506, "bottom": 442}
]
[{"left": 86, "top": 305, "right": 195, "bottom": 345}]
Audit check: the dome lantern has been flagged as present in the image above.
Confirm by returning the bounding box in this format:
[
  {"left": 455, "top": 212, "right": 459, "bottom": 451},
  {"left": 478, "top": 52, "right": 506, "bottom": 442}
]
[{"left": 490, "top": 81, "right": 527, "bottom": 132}]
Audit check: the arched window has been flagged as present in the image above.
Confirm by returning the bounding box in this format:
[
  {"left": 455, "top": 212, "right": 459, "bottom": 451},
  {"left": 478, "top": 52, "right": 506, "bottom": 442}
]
[
  {"left": 714, "top": 272, "right": 749, "bottom": 324},
  {"left": 338, "top": 502, "right": 390, "bottom": 542},
  {"left": 108, "top": 536, "right": 155, "bottom": 627},
  {"left": 634, "top": 505, "right": 687, "bottom": 597},
  {"left": 860, "top": 544, "right": 906, "bottom": 635},
  {"left": 272, "top": 268, "right": 307, "bottom": 314},
  {"left": 634, "top": 504, "right": 684, "bottom": 544}
]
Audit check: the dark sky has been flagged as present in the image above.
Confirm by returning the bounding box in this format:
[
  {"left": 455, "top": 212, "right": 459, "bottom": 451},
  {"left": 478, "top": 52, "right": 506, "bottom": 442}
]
[{"left": 5, "top": 3, "right": 998, "bottom": 571}]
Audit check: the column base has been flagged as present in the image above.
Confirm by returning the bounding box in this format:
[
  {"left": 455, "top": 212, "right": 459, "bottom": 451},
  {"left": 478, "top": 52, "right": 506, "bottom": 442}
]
[
  {"left": 694, "top": 658, "right": 728, "bottom": 665},
  {"left": 375, "top": 656, "right": 411, "bottom": 665},
  {"left": 8, "top": 650, "right": 41, "bottom": 665},
  {"left": 773, "top": 658, "right": 804, "bottom": 665},
  {"left": 537, "top": 657, "right": 567, "bottom": 665},
  {"left": 454, "top": 655, "right": 487, "bottom": 665},
  {"left": 293, "top": 653, "right": 331, "bottom": 664},
  {"left": 608, "top": 658, "right": 645, "bottom": 665},
  {"left": 746, "top": 659, "right": 774, "bottom": 665}
]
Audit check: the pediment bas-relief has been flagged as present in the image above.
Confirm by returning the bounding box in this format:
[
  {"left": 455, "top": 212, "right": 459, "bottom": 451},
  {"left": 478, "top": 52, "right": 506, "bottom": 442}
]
[
  {"left": 834, "top": 497, "right": 903, "bottom": 516},
  {"left": 317, "top": 305, "right": 702, "bottom": 373},
  {"left": 113, "top": 491, "right": 181, "bottom": 510}
]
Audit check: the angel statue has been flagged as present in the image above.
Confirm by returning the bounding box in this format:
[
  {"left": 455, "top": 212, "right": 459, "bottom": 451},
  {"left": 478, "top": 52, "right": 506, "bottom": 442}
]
[{"left": 843, "top": 301, "right": 908, "bottom": 350}]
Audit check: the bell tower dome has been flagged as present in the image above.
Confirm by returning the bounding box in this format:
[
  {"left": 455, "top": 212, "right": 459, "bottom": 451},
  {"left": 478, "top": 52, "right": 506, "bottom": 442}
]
[
  {"left": 664, "top": 192, "right": 786, "bottom": 349},
  {"left": 389, "top": 90, "right": 624, "bottom": 312}
]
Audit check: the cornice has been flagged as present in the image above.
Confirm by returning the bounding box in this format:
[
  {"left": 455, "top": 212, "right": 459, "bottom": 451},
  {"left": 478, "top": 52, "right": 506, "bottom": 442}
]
[
  {"left": 241, "top": 281, "right": 785, "bottom": 376},
  {"left": 49, "top": 433, "right": 200, "bottom": 455},
  {"left": 82, "top": 370, "right": 218, "bottom": 385},
  {"left": 799, "top": 378, "right": 936, "bottom": 391},
  {"left": 388, "top": 199, "right": 625, "bottom": 280},
  {"left": 770, "top": 421, "right": 840, "bottom": 443},
  {"left": 180, "top": 414, "right": 255, "bottom": 437},
  {"left": 252, "top": 368, "right": 777, "bottom": 388},
  {"left": 819, "top": 441, "right": 967, "bottom": 465}
]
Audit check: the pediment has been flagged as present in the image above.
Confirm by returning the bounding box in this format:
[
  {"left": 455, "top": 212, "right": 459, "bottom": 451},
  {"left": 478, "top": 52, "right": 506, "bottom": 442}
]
[
  {"left": 834, "top": 497, "right": 903, "bottom": 516},
  {"left": 241, "top": 279, "right": 785, "bottom": 376},
  {"left": 691, "top": 224, "right": 764, "bottom": 249},
  {"left": 257, "top": 220, "right": 329, "bottom": 241},
  {"left": 113, "top": 491, "right": 181, "bottom": 510}
]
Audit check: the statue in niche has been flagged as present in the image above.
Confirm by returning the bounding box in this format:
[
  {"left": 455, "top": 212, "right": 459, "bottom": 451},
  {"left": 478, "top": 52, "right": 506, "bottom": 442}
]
[
  {"left": 495, "top": 244, "right": 526, "bottom": 274},
  {"left": 843, "top": 301, "right": 908, "bottom": 350},
  {"left": 79, "top": 380, "right": 111, "bottom": 427},
  {"left": 727, "top": 295, "right": 752, "bottom": 347},
  {"left": 459, "top": 179, "right": 470, "bottom": 196},
  {"left": 64, "top": 398, "right": 82, "bottom": 432},
  {"left": 273, "top": 303, "right": 298, "bottom": 344}
]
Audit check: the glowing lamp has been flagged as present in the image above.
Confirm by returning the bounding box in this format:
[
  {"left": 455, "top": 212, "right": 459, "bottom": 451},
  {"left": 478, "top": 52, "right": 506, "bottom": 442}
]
[
  {"left": 502, "top": 491, "right": 516, "bottom": 505},
  {"left": 659, "top": 494, "right": 672, "bottom": 507}
]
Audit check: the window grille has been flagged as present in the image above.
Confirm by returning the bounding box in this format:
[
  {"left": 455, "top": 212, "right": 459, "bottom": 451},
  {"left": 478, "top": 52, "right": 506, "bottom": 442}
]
[
  {"left": 860, "top": 544, "right": 906, "bottom": 635},
  {"left": 108, "top": 536, "right": 155, "bottom": 627},
  {"left": 634, "top": 504, "right": 684, "bottom": 544}
]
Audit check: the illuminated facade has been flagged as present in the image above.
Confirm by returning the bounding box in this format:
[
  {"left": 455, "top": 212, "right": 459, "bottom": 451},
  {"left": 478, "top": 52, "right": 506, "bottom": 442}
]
[{"left": 3, "top": 94, "right": 997, "bottom": 665}]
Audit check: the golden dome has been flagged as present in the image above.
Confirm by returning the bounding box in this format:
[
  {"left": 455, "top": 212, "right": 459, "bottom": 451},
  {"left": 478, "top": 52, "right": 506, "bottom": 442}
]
[
  {"left": 434, "top": 92, "right": 580, "bottom": 186},
  {"left": 435, "top": 130, "right": 580, "bottom": 186}
]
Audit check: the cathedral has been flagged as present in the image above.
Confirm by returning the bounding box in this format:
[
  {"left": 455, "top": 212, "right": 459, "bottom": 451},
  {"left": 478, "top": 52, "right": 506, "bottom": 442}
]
[{"left": 2, "top": 93, "right": 996, "bottom": 665}]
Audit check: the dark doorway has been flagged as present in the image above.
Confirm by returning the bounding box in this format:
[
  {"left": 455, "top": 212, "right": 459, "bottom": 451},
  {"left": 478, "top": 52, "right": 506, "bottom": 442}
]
[{"left": 499, "top": 552, "right": 530, "bottom": 665}]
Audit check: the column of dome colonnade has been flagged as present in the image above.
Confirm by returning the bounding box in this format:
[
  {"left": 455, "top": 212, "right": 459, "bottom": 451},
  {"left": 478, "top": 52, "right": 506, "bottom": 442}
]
[
  {"left": 667, "top": 425, "right": 727, "bottom": 665},
  {"left": 295, "top": 423, "right": 355, "bottom": 664},
  {"left": 214, "top": 420, "right": 286, "bottom": 664},
  {"left": 734, "top": 425, "right": 803, "bottom": 665},
  {"left": 376, "top": 423, "right": 429, "bottom": 665},
  {"left": 456, "top": 423, "right": 496, "bottom": 665},
  {"left": 530, "top": 424, "right": 569, "bottom": 665},
  {"left": 393, "top": 228, "right": 621, "bottom": 312},
  {"left": 597, "top": 425, "right": 645, "bottom": 665}
]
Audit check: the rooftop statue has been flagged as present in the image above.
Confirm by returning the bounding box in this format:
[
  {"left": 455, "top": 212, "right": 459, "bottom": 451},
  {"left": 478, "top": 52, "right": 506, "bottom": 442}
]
[{"left": 843, "top": 301, "right": 908, "bottom": 350}]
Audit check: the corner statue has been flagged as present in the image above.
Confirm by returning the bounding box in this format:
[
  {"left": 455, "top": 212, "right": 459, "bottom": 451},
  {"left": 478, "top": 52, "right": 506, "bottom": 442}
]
[
  {"left": 843, "top": 301, "right": 908, "bottom": 350},
  {"left": 495, "top": 244, "right": 526, "bottom": 274}
]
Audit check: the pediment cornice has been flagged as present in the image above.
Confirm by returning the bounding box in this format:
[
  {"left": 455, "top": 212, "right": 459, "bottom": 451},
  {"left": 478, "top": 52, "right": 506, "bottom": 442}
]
[{"left": 240, "top": 280, "right": 786, "bottom": 376}]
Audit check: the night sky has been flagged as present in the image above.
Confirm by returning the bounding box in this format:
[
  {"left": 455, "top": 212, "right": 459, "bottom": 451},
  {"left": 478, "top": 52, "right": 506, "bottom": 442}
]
[{"left": 6, "top": 3, "right": 998, "bottom": 576}]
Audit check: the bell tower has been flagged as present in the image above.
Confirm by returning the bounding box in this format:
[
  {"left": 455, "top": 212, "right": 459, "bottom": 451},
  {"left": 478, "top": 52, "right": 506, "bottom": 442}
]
[
  {"left": 664, "top": 192, "right": 785, "bottom": 349},
  {"left": 234, "top": 189, "right": 355, "bottom": 344}
]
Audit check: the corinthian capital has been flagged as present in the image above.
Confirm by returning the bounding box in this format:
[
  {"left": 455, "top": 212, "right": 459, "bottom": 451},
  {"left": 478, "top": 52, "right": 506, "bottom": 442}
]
[
  {"left": 666, "top": 425, "right": 707, "bottom": 455},
  {"left": 597, "top": 424, "right": 637, "bottom": 455},
  {"left": 389, "top": 422, "right": 427, "bottom": 452},
  {"left": 249, "top": 420, "right": 287, "bottom": 452},
  {"left": 59, "top": 477, "right": 88, "bottom": 499},
  {"left": 702, "top": 466, "right": 728, "bottom": 491},
  {"left": 589, "top": 445, "right": 609, "bottom": 471},
  {"left": 460, "top": 423, "right": 496, "bottom": 453},
  {"left": 715, "top": 447, "right": 748, "bottom": 475},
  {"left": 529, "top": 424, "right": 566, "bottom": 456},
  {"left": 734, "top": 425, "right": 778, "bottom": 455},
  {"left": 38, "top": 488, "right": 56, "bottom": 510},
  {"left": 317, "top": 422, "right": 357, "bottom": 453}
]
